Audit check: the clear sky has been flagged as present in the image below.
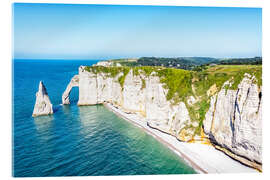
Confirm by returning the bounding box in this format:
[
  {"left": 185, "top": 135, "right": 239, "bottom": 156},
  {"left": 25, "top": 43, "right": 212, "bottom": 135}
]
[{"left": 13, "top": 3, "right": 262, "bottom": 60}]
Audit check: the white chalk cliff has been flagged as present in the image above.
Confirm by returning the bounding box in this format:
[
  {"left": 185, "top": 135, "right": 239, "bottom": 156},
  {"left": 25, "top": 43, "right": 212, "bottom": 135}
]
[
  {"left": 203, "top": 73, "right": 262, "bottom": 169},
  {"left": 63, "top": 66, "right": 262, "bottom": 170},
  {"left": 75, "top": 66, "right": 193, "bottom": 142},
  {"left": 32, "top": 81, "right": 53, "bottom": 117}
]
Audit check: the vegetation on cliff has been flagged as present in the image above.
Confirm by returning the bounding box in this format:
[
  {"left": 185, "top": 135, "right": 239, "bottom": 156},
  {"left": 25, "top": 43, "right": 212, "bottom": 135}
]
[
  {"left": 85, "top": 64, "right": 261, "bottom": 99},
  {"left": 84, "top": 66, "right": 131, "bottom": 89},
  {"left": 84, "top": 64, "right": 262, "bottom": 137},
  {"left": 195, "top": 65, "right": 262, "bottom": 92},
  {"left": 191, "top": 65, "right": 262, "bottom": 135}
]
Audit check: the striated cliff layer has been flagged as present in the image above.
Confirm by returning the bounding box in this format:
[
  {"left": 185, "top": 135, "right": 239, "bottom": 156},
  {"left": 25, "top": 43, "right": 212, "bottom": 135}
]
[{"left": 63, "top": 65, "right": 262, "bottom": 170}]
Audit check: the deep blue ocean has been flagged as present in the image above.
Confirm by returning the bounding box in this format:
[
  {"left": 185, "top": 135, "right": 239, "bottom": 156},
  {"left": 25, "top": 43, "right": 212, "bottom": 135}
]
[{"left": 12, "top": 59, "right": 196, "bottom": 177}]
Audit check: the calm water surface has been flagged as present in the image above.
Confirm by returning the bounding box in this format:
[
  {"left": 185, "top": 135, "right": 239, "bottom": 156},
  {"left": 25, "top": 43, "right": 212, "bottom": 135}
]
[{"left": 13, "top": 59, "right": 196, "bottom": 176}]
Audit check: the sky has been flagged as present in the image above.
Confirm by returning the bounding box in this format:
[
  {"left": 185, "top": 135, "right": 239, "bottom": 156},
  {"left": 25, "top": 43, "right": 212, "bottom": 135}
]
[{"left": 13, "top": 3, "right": 262, "bottom": 60}]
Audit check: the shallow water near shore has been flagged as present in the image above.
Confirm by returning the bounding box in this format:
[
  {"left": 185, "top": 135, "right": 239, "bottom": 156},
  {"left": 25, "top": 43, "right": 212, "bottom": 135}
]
[{"left": 13, "top": 59, "right": 196, "bottom": 176}]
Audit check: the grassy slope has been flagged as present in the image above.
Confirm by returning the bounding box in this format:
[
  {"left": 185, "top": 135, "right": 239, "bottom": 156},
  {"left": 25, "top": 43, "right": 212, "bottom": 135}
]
[
  {"left": 85, "top": 65, "right": 262, "bottom": 136},
  {"left": 191, "top": 65, "right": 262, "bottom": 134}
]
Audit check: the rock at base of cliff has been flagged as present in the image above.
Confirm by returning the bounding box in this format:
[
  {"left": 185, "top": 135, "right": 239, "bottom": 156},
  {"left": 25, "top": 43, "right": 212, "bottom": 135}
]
[{"left": 32, "top": 81, "right": 53, "bottom": 117}]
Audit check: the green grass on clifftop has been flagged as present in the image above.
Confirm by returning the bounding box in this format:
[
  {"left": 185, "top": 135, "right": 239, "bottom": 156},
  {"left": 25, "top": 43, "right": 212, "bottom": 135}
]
[
  {"left": 156, "top": 68, "right": 193, "bottom": 103},
  {"left": 84, "top": 65, "right": 262, "bottom": 137},
  {"left": 85, "top": 66, "right": 194, "bottom": 103},
  {"left": 84, "top": 65, "right": 262, "bottom": 101},
  {"left": 194, "top": 65, "right": 262, "bottom": 93}
]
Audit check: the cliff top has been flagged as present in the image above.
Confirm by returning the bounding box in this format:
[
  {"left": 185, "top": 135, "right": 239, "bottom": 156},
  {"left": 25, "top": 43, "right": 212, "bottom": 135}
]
[{"left": 83, "top": 64, "right": 262, "bottom": 90}]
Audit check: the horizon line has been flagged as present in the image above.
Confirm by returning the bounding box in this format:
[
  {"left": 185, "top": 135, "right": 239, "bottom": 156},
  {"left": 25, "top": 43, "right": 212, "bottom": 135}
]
[{"left": 13, "top": 55, "right": 262, "bottom": 61}]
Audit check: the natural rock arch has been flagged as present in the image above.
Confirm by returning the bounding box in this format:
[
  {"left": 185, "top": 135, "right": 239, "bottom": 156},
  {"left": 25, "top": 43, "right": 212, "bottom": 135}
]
[{"left": 62, "top": 75, "right": 79, "bottom": 104}]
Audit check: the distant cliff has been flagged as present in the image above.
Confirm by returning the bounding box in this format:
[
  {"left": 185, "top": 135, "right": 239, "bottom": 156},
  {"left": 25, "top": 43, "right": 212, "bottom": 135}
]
[{"left": 63, "top": 65, "right": 262, "bottom": 170}]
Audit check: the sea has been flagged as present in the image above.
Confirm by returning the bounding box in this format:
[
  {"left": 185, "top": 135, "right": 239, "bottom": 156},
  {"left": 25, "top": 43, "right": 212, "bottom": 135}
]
[{"left": 12, "top": 59, "right": 196, "bottom": 177}]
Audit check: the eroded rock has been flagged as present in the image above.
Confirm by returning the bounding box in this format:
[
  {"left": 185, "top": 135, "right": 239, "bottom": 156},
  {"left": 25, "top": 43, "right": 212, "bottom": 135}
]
[
  {"left": 62, "top": 75, "right": 79, "bottom": 104},
  {"left": 32, "top": 81, "right": 53, "bottom": 117}
]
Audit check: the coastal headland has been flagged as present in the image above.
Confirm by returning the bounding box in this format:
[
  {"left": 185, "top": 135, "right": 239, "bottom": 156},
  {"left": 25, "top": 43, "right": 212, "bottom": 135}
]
[{"left": 61, "top": 61, "right": 262, "bottom": 173}]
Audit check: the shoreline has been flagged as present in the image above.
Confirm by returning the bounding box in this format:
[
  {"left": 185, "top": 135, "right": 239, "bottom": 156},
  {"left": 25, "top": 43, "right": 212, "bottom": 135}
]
[{"left": 103, "top": 102, "right": 257, "bottom": 174}]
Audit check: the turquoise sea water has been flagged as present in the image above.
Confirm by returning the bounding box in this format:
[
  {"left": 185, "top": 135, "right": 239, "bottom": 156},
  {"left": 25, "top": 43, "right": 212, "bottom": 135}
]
[{"left": 13, "top": 59, "right": 196, "bottom": 177}]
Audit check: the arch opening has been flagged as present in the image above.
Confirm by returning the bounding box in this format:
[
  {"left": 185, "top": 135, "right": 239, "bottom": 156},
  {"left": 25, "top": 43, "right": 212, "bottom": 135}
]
[{"left": 62, "top": 75, "right": 79, "bottom": 105}]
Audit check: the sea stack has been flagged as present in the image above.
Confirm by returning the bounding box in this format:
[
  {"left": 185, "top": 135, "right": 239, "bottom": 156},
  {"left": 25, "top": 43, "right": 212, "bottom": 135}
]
[{"left": 32, "top": 81, "right": 53, "bottom": 117}]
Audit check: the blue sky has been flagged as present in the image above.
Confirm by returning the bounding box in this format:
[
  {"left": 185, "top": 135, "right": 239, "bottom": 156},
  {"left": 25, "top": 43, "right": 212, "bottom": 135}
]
[{"left": 13, "top": 3, "right": 262, "bottom": 59}]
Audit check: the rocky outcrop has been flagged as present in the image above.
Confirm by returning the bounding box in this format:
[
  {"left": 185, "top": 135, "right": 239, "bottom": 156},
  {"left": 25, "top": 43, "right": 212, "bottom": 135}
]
[
  {"left": 64, "top": 66, "right": 262, "bottom": 170},
  {"left": 94, "top": 61, "right": 122, "bottom": 67},
  {"left": 94, "top": 61, "right": 113, "bottom": 67},
  {"left": 203, "top": 74, "right": 262, "bottom": 170},
  {"left": 32, "top": 81, "right": 53, "bottom": 117},
  {"left": 62, "top": 75, "right": 79, "bottom": 104}
]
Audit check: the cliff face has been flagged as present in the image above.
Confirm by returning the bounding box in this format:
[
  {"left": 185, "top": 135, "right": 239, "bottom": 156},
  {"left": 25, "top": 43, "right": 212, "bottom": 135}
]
[
  {"left": 64, "top": 66, "right": 262, "bottom": 170},
  {"left": 203, "top": 73, "right": 262, "bottom": 168},
  {"left": 76, "top": 66, "right": 194, "bottom": 141},
  {"left": 32, "top": 81, "right": 53, "bottom": 117}
]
